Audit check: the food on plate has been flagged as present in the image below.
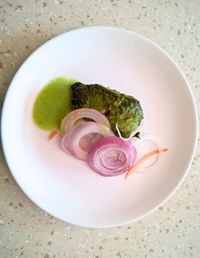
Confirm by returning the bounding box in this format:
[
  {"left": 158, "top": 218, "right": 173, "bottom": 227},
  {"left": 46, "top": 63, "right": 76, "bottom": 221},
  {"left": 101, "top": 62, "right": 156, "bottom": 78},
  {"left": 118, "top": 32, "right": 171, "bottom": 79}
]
[
  {"left": 71, "top": 82, "right": 143, "bottom": 138},
  {"left": 33, "top": 77, "right": 76, "bottom": 130},
  {"left": 48, "top": 130, "right": 58, "bottom": 141},
  {"left": 124, "top": 148, "right": 168, "bottom": 179},
  {"left": 32, "top": 77, "right": 167, "bottom": 178},
  {"left": 61, "top": 120, "right": 113, "bottom": 160},
  {"left": 87, "top": 136, "right": 137, "bottom": 177},
  {"left": 60, "top": 108, "right": 111, "bottom": 135}
]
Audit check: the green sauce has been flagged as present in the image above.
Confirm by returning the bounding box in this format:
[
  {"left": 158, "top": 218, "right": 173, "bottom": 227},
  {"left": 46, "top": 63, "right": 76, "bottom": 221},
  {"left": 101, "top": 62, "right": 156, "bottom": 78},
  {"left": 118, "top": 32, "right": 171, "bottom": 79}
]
[{"left": 32, "top": 77, "right": 76, "bottom": 130}]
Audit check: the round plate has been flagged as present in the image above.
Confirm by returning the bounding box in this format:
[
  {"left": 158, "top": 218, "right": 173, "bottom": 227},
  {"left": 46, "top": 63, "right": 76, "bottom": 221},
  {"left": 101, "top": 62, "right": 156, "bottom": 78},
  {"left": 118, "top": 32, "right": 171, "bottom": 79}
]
[{"left": 1, "top": 27, "right": 197, "bottom": 228}]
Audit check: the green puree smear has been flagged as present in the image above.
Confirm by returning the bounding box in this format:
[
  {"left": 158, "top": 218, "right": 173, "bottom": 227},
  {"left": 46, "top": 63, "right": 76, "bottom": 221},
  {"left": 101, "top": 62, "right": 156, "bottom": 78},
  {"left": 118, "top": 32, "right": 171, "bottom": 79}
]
[{"left": 33, "top": 77, "right": 76, "bottom": 130}]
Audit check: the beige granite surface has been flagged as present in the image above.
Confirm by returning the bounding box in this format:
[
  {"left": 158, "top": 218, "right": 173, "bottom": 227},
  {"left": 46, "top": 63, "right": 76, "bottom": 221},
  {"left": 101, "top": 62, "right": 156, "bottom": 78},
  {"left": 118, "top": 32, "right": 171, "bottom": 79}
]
[{"left": 0, "top": 0, "right": 200, "bottom": 257}]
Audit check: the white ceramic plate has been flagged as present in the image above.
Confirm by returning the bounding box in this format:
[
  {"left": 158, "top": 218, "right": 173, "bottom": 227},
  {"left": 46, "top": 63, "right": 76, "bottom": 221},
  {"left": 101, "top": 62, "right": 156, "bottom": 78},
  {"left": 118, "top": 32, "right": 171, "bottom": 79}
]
[{"left": 1, "top": 27, "right": 197, "bottom": 228}]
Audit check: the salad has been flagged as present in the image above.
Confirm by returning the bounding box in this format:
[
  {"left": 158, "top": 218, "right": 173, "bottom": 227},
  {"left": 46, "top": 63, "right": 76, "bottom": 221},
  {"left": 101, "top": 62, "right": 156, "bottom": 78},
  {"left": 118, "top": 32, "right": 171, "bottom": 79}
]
[{"left": 33, "top": 77, "right": 167, "bottom": 178}]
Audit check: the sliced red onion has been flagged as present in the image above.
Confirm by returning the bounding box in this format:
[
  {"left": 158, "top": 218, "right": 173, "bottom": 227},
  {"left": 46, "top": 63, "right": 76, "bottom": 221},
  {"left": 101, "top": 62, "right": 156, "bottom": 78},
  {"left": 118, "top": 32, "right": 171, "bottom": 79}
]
[
  {"left": 133, "top": 135, "right": 160, "bottom": 170},
  {"left": 87, "top": 136, "right": 137, "bottom": 177},
  {"left": 60, "top": 108, "right": 111, "bottom": 134},
  {"left": 61, "top": 121, "right": 113, "bottom": 160},
  {"left": 79, "top": 133, "right": 101, "bottom": 152}
]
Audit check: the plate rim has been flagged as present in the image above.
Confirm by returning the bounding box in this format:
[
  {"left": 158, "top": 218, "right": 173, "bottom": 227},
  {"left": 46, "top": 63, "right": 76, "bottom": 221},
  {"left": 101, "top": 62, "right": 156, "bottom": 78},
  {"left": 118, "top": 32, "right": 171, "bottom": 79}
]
[{"left": 1, "top": 26, "right": 198, "bottom": 228}]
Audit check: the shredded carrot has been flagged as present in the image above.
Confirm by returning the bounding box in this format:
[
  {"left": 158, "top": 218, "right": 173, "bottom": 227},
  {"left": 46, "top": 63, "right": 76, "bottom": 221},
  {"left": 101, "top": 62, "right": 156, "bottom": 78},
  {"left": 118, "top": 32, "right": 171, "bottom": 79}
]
[
  {"left": 124, "top": 148, "right": 168, "bottom": 179},
  {"left": 48, "top": 130, "right": 58, "bottom": 141}
]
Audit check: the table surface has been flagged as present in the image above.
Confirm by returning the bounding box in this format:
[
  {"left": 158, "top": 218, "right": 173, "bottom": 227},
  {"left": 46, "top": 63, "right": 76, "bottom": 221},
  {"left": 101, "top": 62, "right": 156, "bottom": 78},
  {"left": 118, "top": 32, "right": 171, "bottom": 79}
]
[{"left": 0, "top": 1, "right": 200, "bottom": 257}]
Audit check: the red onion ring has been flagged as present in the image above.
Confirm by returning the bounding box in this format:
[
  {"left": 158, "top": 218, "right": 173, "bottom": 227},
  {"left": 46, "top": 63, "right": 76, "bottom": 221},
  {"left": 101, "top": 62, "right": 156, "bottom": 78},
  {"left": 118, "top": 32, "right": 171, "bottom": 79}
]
[
  {"left": 61, "top": 121, "right": 113, "bottom": 160},
  {"left": 60, "top": 108, "right": 111, "bottom": 134},
  {"left": 87, "top": 136, "right": 137, "bottom": 177}
]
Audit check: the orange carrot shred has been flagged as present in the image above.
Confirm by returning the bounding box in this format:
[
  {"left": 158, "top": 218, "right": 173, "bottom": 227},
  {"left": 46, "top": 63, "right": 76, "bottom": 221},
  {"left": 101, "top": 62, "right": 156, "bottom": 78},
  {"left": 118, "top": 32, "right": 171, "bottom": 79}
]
[
  {"left": 124, "top": 148, "right": 168, "bottom": 179},
  {"left": 48, "top": 130, "right": 58, "bottom": 141}
]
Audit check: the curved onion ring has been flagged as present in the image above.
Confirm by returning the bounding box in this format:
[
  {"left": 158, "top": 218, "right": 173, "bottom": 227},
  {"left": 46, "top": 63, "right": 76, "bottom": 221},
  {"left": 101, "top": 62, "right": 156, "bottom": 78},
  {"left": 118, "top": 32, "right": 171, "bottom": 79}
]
[
  {"left": 87, "top": 136, "right": 137, "bottom": 177},
  {"left": 60, "top": 108, "right": 111, "bottom": 134},
  {"left": 130, "top": 135, "right": 160, "bottom": 169},
  {"left": 61, "top": 121, "right": 113, "bottom": 160}
]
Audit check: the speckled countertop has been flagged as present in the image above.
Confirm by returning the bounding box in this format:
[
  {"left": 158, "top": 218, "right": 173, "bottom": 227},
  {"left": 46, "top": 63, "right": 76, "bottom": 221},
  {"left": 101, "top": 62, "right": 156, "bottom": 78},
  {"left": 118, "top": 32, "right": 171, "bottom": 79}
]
[{"left": 0, "top": 0, "right": 200, "bottom": 257}]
